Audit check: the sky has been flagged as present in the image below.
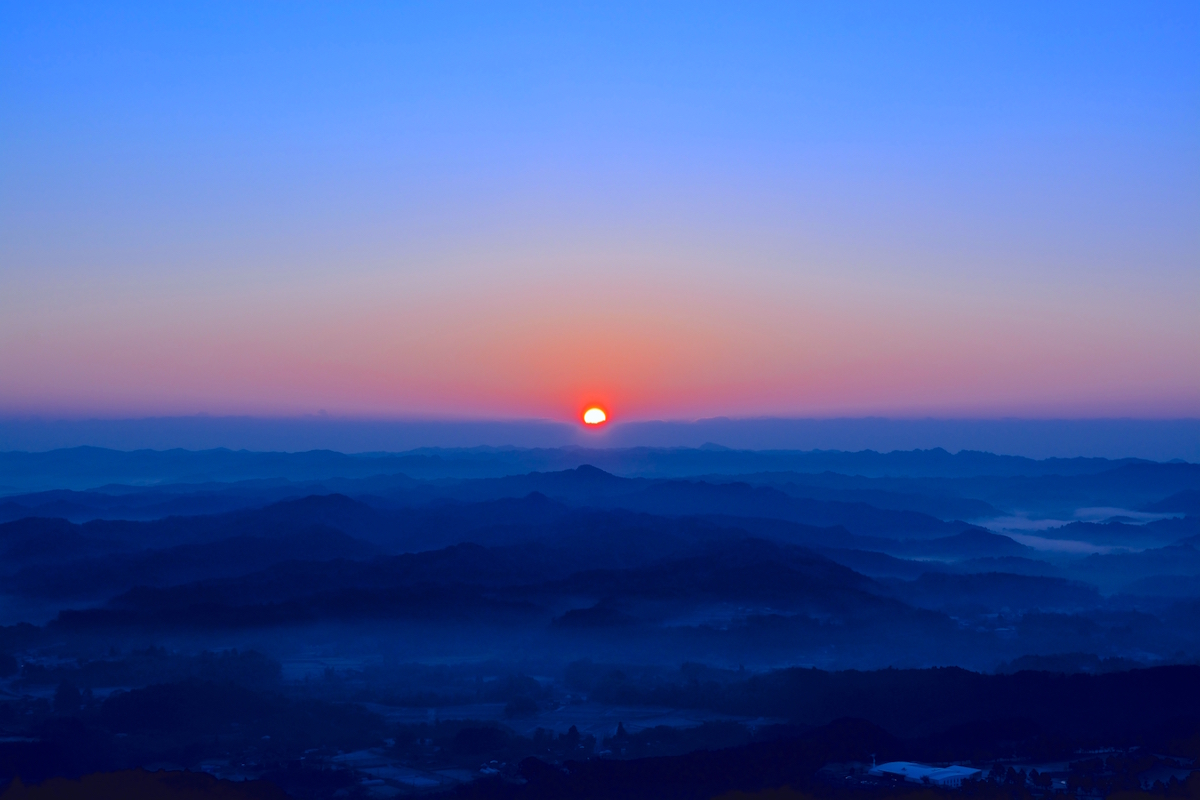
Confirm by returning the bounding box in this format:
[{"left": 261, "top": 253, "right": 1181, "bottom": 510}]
[{"left": 2, "top": 1, "right": 1198, "bottom": 426}]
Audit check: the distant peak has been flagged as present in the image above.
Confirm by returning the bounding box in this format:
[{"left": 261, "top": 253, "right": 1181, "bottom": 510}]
[{"left": 277, "top": 493, "right": 359, "bottom": 508}]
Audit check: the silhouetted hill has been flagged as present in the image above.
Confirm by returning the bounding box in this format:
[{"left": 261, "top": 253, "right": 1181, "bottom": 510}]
[
  {"left": 0, "top": 518, "right": 128, "bottom": 573},
  {"left": 16, "top": 487, "right": 1004, "bottom": 586},
  {"left": 374, "top": 468, "right": 993, "bottom": 542},
  {"left": 54, "top": 494, "right": 394, "bottom": 550},
  {"left": 50, "top": 537, "right": 896, "bottom": 632},
  {"left": 690, "top": 515, "right": 1026, "bottom": 561},
  {"left": 592, "top": 479, "right": 979, "bottom": 538},
  {"left": 0, "top": 770, "right": 288, "bottom": 800},
  {"left": 888, "top": 572, "right": 1101, "bottom": 613},
  {"left": 1064, "top": 542, "right": 1200, "bottom": 590},
  {"left": 0, "top": 445, "right": 1160, "bottom": 493},
  {"left": 944, "top": 556, "right": 1063, "bottom": 577},
  {"left": 1118, "top": 574, "right": 1200, "bottom": 598},
  {"left": 547, "top": 538, "right": 883, "bottom": 610},
  {"left": 1095, "top": 461, "right": 1200, "bottom": 496},
  {"left": 509, "top": 718, "right": 902, "bottom": 800},
  {"left": 1038, "top": 516, "right": 1198, "bottom": 547},
  {"left": 0, "top": 488, "right": 270, "bottom": 523},
  {"left": 0, "top": 446, "right": 414, "bottom": 491},
  {"left": 421, "top": 464, "right": 643, "bottom": 505},
  {"left": 995, "top": 652, "right": 1146, "bottom": 674},
  {"left": 5, "top": 525, "right": 379, "bottom": 600},
  {"left": 776, "top": 482, "right": 998, "bottom": 520},
  {"left": 812, "top": 547, "right": 938, "bottom": 579},
  {"left": 464, "top": 666, "right": 1200, "bottom": 799},
  {"left": 0, "top": 492, "right": 571, "bottom": 555},
  {"left": 577, "top": 664, "right": 1200, "bottom": 741},
  {"left": 877, "top": 530, "right": 1032, "bottom": 560},
  {"left": 1144, "top": 489, "right": 1200, "bottom": 514},
  {"left": 690, "top": 471, "right": 999, "bottom": 519},
  {"left": 938, "top": 461, "right": 1200, "bottom": 516}
]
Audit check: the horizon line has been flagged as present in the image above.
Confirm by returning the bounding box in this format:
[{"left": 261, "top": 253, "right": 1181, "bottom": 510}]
[{"left": 3, "top": 413, "right": 1199, "bottom": 423}]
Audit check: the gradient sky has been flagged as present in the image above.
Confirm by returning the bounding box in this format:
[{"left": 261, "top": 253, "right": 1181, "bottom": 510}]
[{"left": 2, "top": 1, "right": 1197, "bottom": 423}]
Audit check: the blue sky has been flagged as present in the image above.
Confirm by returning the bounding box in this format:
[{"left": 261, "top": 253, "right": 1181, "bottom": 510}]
[{"left": 2, "top": 1, "right": 1197, "bottom": 420}]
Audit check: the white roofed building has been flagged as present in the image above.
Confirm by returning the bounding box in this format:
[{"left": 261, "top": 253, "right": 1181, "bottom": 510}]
[{"left": 869, "top": 761, "right": 983, "bottom": 788}]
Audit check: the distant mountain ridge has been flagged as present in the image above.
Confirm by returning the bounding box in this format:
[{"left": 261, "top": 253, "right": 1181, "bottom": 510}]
[
  {"left": 0, "top": 445, "right": 1164, "bottom": 493},
  {"left": 2, "top": 456, "right": 1198, "bottom": 674}
]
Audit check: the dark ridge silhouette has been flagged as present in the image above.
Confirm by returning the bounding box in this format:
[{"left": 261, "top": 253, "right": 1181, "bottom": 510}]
[
  {"left": 0, "top": 517, "right": 128, "bottom": 571},
  {"left": 869, "top": 530, "right": 1031, "bottom": 559},
  {"left": 1039, "top": 516, "right": 1199, "bottom": 547},
  {"left": 0, "top": 769, "right": 288, "bottom": 799},
  {"left": 995, "top": 652, "right": 1146, "bottom": 674},
  {"left": 0, "top": 489, "right": 269, "bottom": 524},
  {"left": 1064, "top": 541, "right": 1200, "bottom": 589},
  {"left": 591, "top": 479, "right": 982, "bottom": 539},
  {"left": 565, "top": 664, "right": 1200, "bottom": 741},
  {"left": 687, "top": 514, "right": 1026, "bottom": 560},
  {"left": 887, "top": 572, "right": 1101, "bottom": 613},
  {"left": 553, "top": 599, "right": 639, "bottom": 628},
  {"left": 507, "top": 718, "right": 904, "bottom": 800},
  {"left": 706, "top": 472, "right": 1000, "bottom": 520},
  {"left": 5, "top": 526, "right": 379, "bottom": 600},
  {"left": 0, "top": 445, "right": 1172, "bottom": 493},
  {"left": 1121, "top": 574, "right": 1200, "bottom": 598},
  {"left": 1144, "top": 490, "right": 1200, "bottom": 514}
]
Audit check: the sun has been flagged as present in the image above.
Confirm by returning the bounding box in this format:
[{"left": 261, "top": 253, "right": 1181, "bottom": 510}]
[{"left": 583, "top": 407, "right": 607, "bottom": 425}]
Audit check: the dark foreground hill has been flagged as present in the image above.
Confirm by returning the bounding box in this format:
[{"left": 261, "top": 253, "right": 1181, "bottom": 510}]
[
  {"left": 2, "top": 666, "right": 1197, "bottom": 800},
  {"left": 0, "top": 770, "right": 287, "bottom": 800}
]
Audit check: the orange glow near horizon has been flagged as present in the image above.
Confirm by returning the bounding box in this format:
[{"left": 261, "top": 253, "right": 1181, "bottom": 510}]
[{"left": 583, "top": 407, "right": 607, "bottom": 425}]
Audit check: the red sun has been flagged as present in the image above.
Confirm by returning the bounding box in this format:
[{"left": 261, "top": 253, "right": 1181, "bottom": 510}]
[{"left": 582, "top": 407, "right": 607, "bottom": 425}]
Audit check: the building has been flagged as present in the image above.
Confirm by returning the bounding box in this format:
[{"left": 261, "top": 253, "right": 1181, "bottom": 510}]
[{"left": 869, "top": 761, "right": 984, "bottom": 788}]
